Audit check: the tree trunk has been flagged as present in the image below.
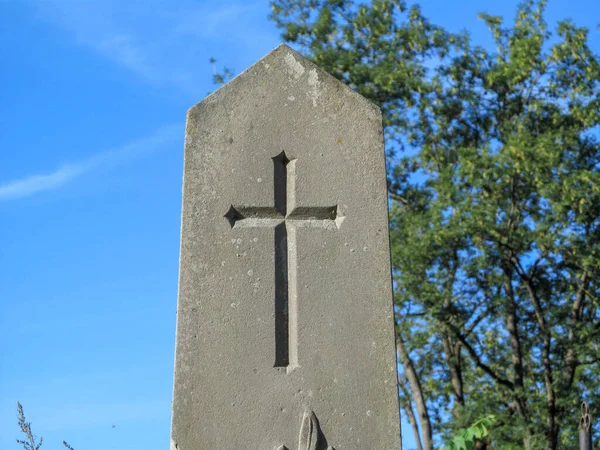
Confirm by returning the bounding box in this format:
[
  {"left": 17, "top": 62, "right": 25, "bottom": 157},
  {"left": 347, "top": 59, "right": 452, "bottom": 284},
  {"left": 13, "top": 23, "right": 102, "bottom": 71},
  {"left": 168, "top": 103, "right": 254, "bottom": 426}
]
[
  {"left": 521, "top": 277, "right": 558, "bottom": 450},
  {"left": 563, "top": 272, "right": 588, "bottom": 387},
  {"left": 399, "top": 379, "right": 424, "bottom": 450},
  {"left": 397, "top": 334, "right": 434, "bottom": 450},
  {"left": 442, "top": 334, "right": 464, "bottom": 409},
  {"left": 503, "top": 266, "right": 532, "bottom": 450}
]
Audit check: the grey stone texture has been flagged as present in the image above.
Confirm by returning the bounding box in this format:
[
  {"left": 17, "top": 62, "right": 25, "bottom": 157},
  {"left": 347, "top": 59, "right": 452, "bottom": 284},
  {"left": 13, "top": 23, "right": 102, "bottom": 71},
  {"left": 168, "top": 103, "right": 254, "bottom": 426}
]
[{"left": 171, "top": 44, "right": 400, "bottom": 450}]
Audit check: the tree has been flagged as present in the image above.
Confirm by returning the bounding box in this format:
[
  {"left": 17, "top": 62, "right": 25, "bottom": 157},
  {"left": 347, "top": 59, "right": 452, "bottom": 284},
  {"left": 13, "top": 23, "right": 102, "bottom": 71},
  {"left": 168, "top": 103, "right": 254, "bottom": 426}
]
[{"left": 269, "top": 1, "right": 600, "bottom": 449}]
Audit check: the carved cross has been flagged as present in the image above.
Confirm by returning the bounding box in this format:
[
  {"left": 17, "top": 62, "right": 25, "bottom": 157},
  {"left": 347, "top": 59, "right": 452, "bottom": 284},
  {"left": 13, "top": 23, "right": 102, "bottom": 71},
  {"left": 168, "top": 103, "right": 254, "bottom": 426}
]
[{"left": 225, "top": 152, "right": 343, "bottom": 370}]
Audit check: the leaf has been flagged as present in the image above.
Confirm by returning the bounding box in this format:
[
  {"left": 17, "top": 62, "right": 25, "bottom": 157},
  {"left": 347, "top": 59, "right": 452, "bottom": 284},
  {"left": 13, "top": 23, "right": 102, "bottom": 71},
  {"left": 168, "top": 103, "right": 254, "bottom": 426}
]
[
  {"left": 452, "top": 436, "right": 467, "bottom": 450},
  {"left": 298, "top": 410, "right": 319, "bottom": 450}
]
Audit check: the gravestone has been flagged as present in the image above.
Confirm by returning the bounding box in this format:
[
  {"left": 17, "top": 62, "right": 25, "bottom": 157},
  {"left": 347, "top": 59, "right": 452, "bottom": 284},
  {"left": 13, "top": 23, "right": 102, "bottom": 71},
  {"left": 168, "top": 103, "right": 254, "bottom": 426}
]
[{"left": 171, "top": 44, "right": 401, "bottom": 449}]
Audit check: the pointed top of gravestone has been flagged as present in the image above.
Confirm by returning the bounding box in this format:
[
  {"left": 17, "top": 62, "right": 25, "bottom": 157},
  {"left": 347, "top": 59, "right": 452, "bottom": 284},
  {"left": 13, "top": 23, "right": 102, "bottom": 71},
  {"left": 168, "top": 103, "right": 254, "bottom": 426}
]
[{"left": 191, "top": 44, "right": 381, "bottom": 117}]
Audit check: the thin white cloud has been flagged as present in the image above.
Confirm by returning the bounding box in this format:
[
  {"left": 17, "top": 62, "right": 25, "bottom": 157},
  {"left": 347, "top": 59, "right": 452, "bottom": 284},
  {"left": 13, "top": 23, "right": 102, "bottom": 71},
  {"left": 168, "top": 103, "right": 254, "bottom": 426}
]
[
  {"left": 0, "top": 124, "right": 181, "bottom": 202},
  {"left": 0, "top": 165, "right": 88, "bottom": 201},
  {"left": 96, "top": 34, "right": 156, "bottom": 82},
  {"left": 173, "top": 3, "right": 256, "bottom": 37},
  {"left": 35, "top": 0, "right": 278, "bottom": 94},
  {"left": 32, "top": 0, "right": 165, "bottom": 84},
  {"left": 31, "top": 0, "right": 276, "bottom": 91}
]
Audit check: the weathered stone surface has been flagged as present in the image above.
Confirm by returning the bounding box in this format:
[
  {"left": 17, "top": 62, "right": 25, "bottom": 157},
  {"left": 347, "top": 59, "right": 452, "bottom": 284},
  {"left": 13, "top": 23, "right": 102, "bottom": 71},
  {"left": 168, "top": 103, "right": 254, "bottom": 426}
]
[{"left": 171, "top": 44, "right": 400, "bottom": 449}]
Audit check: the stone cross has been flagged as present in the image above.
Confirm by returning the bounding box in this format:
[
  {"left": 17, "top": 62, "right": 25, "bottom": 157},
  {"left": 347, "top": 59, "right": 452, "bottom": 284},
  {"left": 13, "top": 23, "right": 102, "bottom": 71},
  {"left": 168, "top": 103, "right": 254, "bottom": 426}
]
[
  {"left": 225, "top": 150, "right": 342, "bottom": 371},
  {"left": 171, "top": 44, "right": 401, "bottom": 450}
]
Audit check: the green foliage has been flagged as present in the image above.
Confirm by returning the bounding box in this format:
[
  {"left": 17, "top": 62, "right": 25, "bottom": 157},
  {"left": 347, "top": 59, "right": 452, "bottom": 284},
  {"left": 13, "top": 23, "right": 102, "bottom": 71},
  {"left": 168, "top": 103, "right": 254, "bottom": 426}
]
[
  {"left": 443, "top": 415, "right": 495, "bottom": 450},
  {"left": 270, "top": 1, "right": 600, "bottom": 449}
]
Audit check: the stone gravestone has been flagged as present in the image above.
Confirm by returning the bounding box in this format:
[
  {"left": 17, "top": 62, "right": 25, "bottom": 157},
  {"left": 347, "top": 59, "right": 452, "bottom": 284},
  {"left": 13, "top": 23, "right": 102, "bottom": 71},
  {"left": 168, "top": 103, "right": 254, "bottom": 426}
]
[{"left": 171, "top": 44, "right": 400, "bottom": 449}]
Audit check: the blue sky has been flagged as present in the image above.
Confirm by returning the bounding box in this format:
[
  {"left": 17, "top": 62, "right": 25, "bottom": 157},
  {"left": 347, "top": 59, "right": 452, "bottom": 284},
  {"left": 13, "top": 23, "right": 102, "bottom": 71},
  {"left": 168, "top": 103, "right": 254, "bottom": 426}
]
[{"left": 0, "top": 1, "right": 597, "bottom": 450}]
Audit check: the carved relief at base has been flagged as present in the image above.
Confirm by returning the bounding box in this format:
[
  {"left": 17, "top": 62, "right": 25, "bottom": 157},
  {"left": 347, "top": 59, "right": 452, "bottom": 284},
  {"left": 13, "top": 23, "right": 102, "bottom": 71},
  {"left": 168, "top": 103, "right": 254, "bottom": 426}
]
[{"left": 276, "top": 410, "right": 335, "bottom": 450}]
